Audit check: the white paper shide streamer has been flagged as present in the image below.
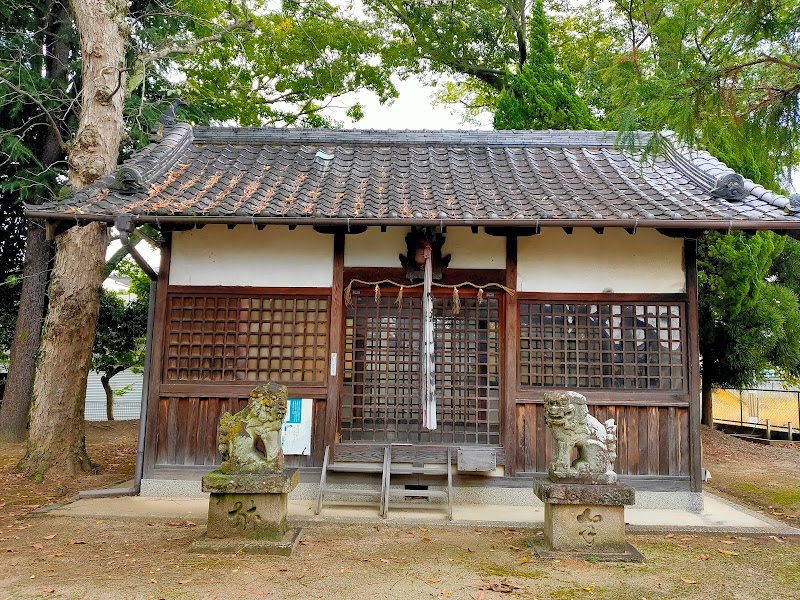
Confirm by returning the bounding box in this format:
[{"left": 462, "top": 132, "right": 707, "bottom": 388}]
[{"left": 421, "top": 241, "right": 437, "bottom": 430}]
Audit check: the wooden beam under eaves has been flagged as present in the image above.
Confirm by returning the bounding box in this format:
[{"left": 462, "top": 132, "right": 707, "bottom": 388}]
[
  {"left": 227, "top": 223, "right": 236, "bottom": 230},
  {"left": 288, "top": 224, "right": 297, "bottom": 230},
  {"left": 313, "top": 225, "right": 368, "bottom": 235},
  {"left": 485, "top": 226, "right": 540, "bottom": 237},
  {"left": 624, "top": 227, "right": 635, "bottom": 235},
  {"left": 471, "top": 226, "right": 478, "bottom": 234},
  {"left": 256, "top": 224, "right": 266, "bottom": 230},
  {"left": 592, "top": 227, "right": 604, "bottom": 235},
  {"left": 195, "top": 223, "right": 206, "bottom": 229},
  {"left": 562, "top": 227, "right": 573, "bottom": 235}
]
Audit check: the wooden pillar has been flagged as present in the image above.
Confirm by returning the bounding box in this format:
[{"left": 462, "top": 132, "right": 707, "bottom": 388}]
[
  {"left": 324, "top": 233, "right": 345, "bottom": 457},
  {"left": 685, "top": 238, "right": 703, "bottom": 492},
  {"left": 142, "top": 232, "right": 172, "bottom": 479},
  {"left": 503, "top": 236, "right": 518, "bottom": 476}
]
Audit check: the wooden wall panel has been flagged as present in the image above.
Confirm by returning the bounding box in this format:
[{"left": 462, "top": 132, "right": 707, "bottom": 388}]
[
  {"left": 515, "top": 403, "right": 690, "bottom": 477},
  {"left": 154, "top": 395, "right": 325, "bottom": 468}
]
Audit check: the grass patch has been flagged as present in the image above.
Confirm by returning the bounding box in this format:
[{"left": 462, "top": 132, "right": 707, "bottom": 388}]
[
  {"left": 735, "top": 483, "right": 800, "bottom": 508},
  {"left": 478, "top": 564, "right": 546, "bottom": 580}
]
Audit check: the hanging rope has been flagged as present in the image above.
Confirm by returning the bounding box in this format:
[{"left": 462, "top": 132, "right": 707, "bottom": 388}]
[{"left": 343, "top": 278, "right": 515, "bottom": 307}]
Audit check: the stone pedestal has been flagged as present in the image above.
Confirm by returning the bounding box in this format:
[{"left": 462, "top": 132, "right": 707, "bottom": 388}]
[
  {"left": 534, "top": 481, "right": 642, "bottom": 561},
  {"left": 191, "top": 469, "right": 301, "bottom": 555}
]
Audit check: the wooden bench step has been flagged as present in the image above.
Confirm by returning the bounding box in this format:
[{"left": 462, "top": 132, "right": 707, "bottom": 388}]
[
  {"left": 316, "top": 445, "right": 453, "bottom": 520},
  {"left": 386, "top": 489, "right": 448, "bottom": 499},
  {"left": 327, "top": 463, "right": 386, "bottom": 473},
  {"left": 389, "top": 466, "right": 449, "bottom": 476},
  {"left": 323, "top": 487, "right": 383, "bottom": 497}
]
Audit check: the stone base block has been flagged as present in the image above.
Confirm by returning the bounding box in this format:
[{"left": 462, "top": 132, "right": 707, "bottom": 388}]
[
  {"left": 534, "top": 480, "right": 641, "bottom": 560},
  {"left": 533, "top": 540, "right": 644, "bottom": 562},
  {"left": 534, "top": 481, "right": 635, "bottom": 506},
  {"left": 202, "top": 469, "right": 298, "bottom": 494},
  {"left": 206, "top": 492, "right": 291, "bottom": 540},
  {"left": 191, "top": 527, "right": 302, "bottom": 556},
  {"left": 544, "top": 502, "right": 627, "bottom": 554}
]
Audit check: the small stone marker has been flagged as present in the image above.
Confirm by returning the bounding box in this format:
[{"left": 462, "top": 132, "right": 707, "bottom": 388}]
[
  {"left": 191, "top": 383, "right": 301, "bottom": 555},
  {"left": 533, "top": 391, "right": 642, "bottom": 561}
]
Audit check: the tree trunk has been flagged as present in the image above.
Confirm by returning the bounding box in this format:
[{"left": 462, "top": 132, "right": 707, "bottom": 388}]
[
  {"left": 701, "top": 376, "right": 714, "bottom": 427},
  {"left": 19, "top": 0, "right": 127, "bottom": 476},
  {"left": 0, "top": 223, "right": 50, "bottom": 442},
  {"left": 101, "top": 375, "right": 114, "bottom": 421},
  {"left": 0, "top": 0, "right": 70, "bottom": 443},
  {"left": 18, "top": 223, "right": 109, "bottom": 475}
]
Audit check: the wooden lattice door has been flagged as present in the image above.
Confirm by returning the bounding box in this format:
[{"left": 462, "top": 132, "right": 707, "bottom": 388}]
[{"left": 340, "top": 290, "right": 501, "bottom": 444}]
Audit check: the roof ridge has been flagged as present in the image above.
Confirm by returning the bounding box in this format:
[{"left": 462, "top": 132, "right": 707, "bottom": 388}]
[{"left": 191, "top": 127, "right": 645, "bottom": 148}]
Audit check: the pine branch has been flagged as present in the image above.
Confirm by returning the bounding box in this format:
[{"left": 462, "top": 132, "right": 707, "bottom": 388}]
[{"left": 0, "top": 76, "right": 67, "bottom": 150}]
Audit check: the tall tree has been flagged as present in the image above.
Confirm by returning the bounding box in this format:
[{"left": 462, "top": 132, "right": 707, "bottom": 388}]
[
  {"left": 493, "top": 0, "right": 594, "bottom": 130},
  {"left": 0, "top": 0, "right": 71, "bottom": 442},
  {"left": 697, "top": 232, "right": 800, "bottom": 424},
  {"left": 10, "top": 0, "right": 401, "bottom": 476},
  {"left": 549, "top": 0, "right": 800, "bottom": 190}
]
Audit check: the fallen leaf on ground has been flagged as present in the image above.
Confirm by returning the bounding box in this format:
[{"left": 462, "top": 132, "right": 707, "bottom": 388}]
[
  {"left": 43, "top": 534, "right": 56, "bottom": 540},
  {"left": 699, "top": 554, "right": 709, "bottom": 560},
  {"left": 518, "top": 557, "right": 530, "bottom": 565},
  {"left": 70, "top": 540, "right": 87, "bottom": 545},
  {"left": 680, "top": 577, "right": 698, "bottom": 584},
  {"left": 769, "top": 536, "right": 785, "bottom": 543},
  {"left": 721, "top": 540, "right": 736, "bottom": 545},
  {"left": 299, "top": 540, "right": 315, "bottom": 546},
  {"left": 664, "top": 533, "right": 676, "bottom": 539},
  {"left": 380, "top": 559, "right": 390, "bottom": 563},
  {"left": 717, "top": 549, "right": 739, "bottom": 556},
  {"left": 422, "top": 537, "right": 433, "bottom": 543},
  {"left": 31, "top": 543, "right": 43, "bottom": 550},
  {"left": 419, "top": 527, "right": 431, "bottom": 533},
  {"left": 179, "top": 579, "right": 191, "bottom": 584},
  {"left": 426, "top": 578, "right": 441, "bottom": 583},
  {"left": 41, "top": 588, "right": 55, "bottom": 594},
  {"left": 510, "top": 545, "right": 520, "bottom": 551}
]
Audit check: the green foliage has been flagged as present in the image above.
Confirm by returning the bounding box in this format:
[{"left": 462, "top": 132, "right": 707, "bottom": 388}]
[
  {"left": 92, "top": 261, "right": 149, "bottom": 380},
  {"left": 171, "top": 1, "right": 397, "bottom": 127},
  {"left": 493, "top": 0, "right": 594, "bottom": 130},
  {"left": 697, "top": 232, "right": 800, "bottom": 390},
  {"left": 550, "top": 0, "right": 800, "bottom": 190}
]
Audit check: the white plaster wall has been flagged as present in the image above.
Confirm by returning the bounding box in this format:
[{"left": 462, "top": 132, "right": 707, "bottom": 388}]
[
  {"left": 169, "top": 225, "right": 333, "bottom": 287},
  {"left": 344, "top": 226, "right": 505, "bottom": 269},
  {"left": 344, "top": 227, "right": 410, "bottom": 267},
  {"left": 517, "top": 228, "right": 684, "bottom": 293},
  {"left": 444, "top": 227, "right": 505, "bottom": 269}
]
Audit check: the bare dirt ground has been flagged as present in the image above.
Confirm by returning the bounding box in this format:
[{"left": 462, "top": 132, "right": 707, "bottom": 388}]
[
  {"left": 701, "top": 426, "right": 800, "bottom": 524},
  {"left": 0, "top": 422, "right": 798, "bottom": 600}
]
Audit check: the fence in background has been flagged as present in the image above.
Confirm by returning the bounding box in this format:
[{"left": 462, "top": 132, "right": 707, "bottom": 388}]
[
  {"left": 713, "top": 387, "right": 800, "bottom": 439},
  {"left": 84, "top": 369, "right": 142, "bottom": 421}
]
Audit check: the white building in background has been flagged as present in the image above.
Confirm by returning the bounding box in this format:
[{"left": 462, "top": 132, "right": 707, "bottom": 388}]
[{"left": 84, "top": 368, "right": 143, "bottom": 421}]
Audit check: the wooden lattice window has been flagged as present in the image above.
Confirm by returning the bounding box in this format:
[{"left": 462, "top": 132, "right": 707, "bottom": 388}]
[
  {"left": 519, "top": 301, "right": 685, "bottom": 390},
  {"left": 341, "top": 291, "right": 501, "bottom": 444},
  {"left": 165, "top": 293, "right": 329, "bottom": 384}
]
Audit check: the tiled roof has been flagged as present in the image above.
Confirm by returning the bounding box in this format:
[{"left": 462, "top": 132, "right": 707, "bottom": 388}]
[{"left": 27, "top": 124, "right": 800, "bottom": 230}]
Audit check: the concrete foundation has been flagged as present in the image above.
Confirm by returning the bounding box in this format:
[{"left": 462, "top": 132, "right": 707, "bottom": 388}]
[{"left": 140, "top": 479, "right": 704, "bottom": 512}]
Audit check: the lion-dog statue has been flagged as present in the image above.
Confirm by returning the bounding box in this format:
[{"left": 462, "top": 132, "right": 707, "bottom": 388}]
[
  {"left": 218, "top": 383, "right": 288, "bottom": 474},
  {"left": 543, "top": 391, "right": 617, "bottom": 484}
]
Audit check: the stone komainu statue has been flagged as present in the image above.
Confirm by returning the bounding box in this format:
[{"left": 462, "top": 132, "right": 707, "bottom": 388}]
[
  {"left": 218, "top": 383, "right": 288, "bottom": 474},
  {"left": 543, "top": 391, "right": 618, "bottom": 484}
]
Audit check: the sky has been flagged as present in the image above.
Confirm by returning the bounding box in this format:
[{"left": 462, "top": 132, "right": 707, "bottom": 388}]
[{"left": 331, "top": 76, "right": 493, "bottom": 131}]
